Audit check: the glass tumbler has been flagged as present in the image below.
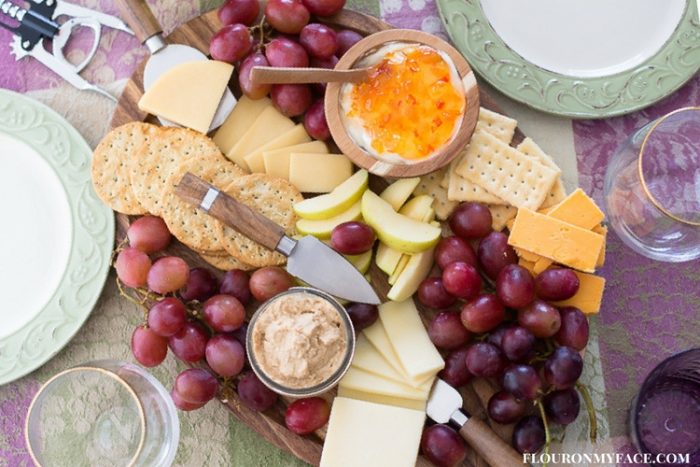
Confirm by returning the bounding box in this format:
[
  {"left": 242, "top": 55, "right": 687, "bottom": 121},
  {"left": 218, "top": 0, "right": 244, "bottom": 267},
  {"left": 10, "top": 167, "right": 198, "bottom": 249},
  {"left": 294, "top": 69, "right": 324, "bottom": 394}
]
[
  {"left": 25, "top": 360, "right": 179, "bottom": 467},
  {"left": 604, "top": 107, "right": 700, "bottom": 262}
]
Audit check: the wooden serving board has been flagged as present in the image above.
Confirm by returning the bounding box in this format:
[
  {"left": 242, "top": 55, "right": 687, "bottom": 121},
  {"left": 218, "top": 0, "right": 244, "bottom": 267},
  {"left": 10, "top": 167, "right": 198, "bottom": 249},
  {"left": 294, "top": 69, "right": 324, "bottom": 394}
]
[{"left": 112, "top": 8, "right": 527, "bottom": 467}]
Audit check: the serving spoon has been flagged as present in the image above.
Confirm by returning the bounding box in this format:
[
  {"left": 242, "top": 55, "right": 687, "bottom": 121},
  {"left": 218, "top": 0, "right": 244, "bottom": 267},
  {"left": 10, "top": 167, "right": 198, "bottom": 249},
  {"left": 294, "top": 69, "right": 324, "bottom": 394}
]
[{"left": 250, "top": 66, "right": 372, "bottom": 84}]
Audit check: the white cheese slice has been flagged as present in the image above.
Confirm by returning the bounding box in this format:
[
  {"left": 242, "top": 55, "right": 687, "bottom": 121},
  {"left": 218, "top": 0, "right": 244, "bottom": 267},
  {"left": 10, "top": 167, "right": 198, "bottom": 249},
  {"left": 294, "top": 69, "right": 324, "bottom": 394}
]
[
  {"left": 351, "top": 334, "right": 406, "bottom": 384},
  {"left": 213, "top": 96, "right": 271, "bottom": 156},
  {"left": 337, "top": 387, "right": 426, "bottom": 411},
  {"left": 243, "top": 124, "right": 311, "bottom": 173},
  {"left": 289, "top": 153, "right": 353, "bottom": 193},
  {"left": 263, "top": 141, "right": 328, "bottom": 180},
  {"left": 362, "top": 321, "right": 410, "bottom": 381},
  {"left": 338, "top": 367, "right": 430, "bottom": 401},
  {"left": 226, "top": 106, "right": 295, "bottom": 170}
]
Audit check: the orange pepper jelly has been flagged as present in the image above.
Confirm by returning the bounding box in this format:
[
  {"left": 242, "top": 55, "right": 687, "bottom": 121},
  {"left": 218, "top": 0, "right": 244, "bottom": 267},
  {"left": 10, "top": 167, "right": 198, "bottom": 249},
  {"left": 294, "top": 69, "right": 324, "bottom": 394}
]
[{"left": 343, "top": 45, "right": 465, "bottom": 161}]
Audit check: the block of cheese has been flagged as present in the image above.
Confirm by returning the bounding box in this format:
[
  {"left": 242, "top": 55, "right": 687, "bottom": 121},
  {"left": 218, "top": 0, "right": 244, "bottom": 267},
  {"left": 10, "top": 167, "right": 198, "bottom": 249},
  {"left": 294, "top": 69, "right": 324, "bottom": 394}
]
[
  {"left": 351, "top": 335, "right": 405, "bottom": 384},
  {"left": 387, "top": 247, "right": 435, "bottom": 302},
  {"left": 547, "top": 188, "right": 604, "bottom": 230},
  {"left": 363, "top": 322, "right": 410, "bottom": 381},
  {"left": 263, "top": 141, "right": 327, "bottom": 179},
  {"left": 508, "top": 208, "right": 604, "bottom": 273},
  {"left": 337, "top": 387, "right": 426, "bottom": 411},
  {"left": 243, "top": 124, "right": 311, "bottom": 173},
  {"left": 138, "top": 60, "right": 233, "bottom": 134},
  {"left": 320, "top": 398, "right": 425, "bottom": 467},
  {"left": 225, "top": 106, "right": 295, "bottom": 169},
  {"left": 289, "top": 153, "right": 353, "bottom": 193},
  {"left": 554, "top": 271, "right": 605, "bottom": 314},
  {"left": 378, "top": 300, "right": 445, "bottom": 381},
  {"left": 339, "top": 367, "right": 430, "bottom": 401},
  {"left": 213, "top": 96, "right": 271, "bottom": 155},
  {"left": 593, "top": 224, "right": 607, "bottom": 267}
]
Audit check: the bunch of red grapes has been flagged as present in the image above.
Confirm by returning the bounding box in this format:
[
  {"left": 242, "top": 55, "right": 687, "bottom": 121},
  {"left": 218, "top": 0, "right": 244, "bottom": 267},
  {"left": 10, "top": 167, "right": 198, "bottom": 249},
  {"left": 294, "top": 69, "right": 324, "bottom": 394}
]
[
  {"left": 114, "top": 215, "right": 333, "bottom": 435},
  {"left": 416, "top": 202, "right": 592, "bottom": 462},
  {"left": 211, "top": 0, "right": 363, "bottom": 140}
]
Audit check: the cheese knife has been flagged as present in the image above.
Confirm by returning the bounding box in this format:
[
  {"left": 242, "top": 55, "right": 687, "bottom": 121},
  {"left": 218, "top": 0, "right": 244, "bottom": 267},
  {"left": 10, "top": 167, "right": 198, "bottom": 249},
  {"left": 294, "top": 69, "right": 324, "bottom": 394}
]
[
  {"left": 175, "top": 173, "right": 381, "bottom": 305},
  {"left": 427, "top": 379, "right": 524, "bottom": 467},
  {"left": 115, "top": 0, "right": 236, "bottom": 131}
]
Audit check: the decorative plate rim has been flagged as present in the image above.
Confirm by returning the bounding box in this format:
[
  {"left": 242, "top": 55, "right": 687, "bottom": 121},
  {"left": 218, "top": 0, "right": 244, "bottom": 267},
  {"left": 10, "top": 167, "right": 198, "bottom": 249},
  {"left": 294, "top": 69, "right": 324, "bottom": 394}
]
[
  {"left": 437, "top": 0, "right": 700, "bottom": 118},
  {"left": 0, "top": 89, "right": 114, "bottom": 385}
]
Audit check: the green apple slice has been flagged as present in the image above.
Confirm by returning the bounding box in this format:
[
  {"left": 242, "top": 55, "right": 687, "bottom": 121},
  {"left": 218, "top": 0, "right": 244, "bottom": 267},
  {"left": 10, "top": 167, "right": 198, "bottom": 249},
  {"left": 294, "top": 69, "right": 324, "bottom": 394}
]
[
  {"left": 387, "top": 246, "right": 435, "bottom": 301},
  {"left": 375, "top": 242, "right": 403, "bottom": 275},
  {"left": 388, "top": 255, "right": 410, "bottom": 285},
  {"left": 345, "top": 249, "right": 373, "bottom": 274},
  {"left": 296, "top": 200, "right": 362, "bottom": 238},
  {"left": 379, "top": 177, "right": 421, "bottom": 210},
  {"left": 293, "top": 169, "right": 368, "bottom": 220},
  {"left": 362, "top": 191, "right": 441, "bottom": 254},
  {"left": 399, "top": 195, "right": 434, "bottom": 219}
]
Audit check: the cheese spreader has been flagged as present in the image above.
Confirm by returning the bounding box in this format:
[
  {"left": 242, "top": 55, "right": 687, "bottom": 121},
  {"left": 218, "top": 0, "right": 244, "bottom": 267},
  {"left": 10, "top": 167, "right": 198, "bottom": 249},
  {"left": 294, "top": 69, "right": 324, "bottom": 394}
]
[
  {"left": 115, "top": 0, "right": 236, "bottom": 131},
  {"left": 427, "top": 379, "right": 524, "bottom": 467},
  {"left": 175, "top": 173, "right": 381, "bottom": 305}
]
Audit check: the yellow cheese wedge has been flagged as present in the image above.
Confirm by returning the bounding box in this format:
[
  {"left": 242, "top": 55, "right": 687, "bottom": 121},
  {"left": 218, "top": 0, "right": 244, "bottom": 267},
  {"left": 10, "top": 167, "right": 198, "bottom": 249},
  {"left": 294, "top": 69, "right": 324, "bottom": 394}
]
[
  {"left": 378, "top": 300, "right": 445, "bottom": 382},
  {"left": 138, "top": 60, "right": 233, "bottom": 134},
  {"left": 363, "top": 322, "right": 410, "bottom": 381},
  {"left": 339, "top": 367, "right": 430, "bottom": 401},
  {"left": 387, "top": 247, "right": 435, "bottom": 302},
  {"left": 226, "top": 106, "right": 295, "bottom": 169},
  {"left": 243, "top": 124, "right": 310, "bottom": 173},
  {"left": 320, "top": 398, "right": 425, "bottom": 467},
  {"left": 547, "top": 188, "right": 605, "bottom": 230},
  {"left": 351, "top": 335, "right": 406, "bottom": 384},
  {"left": 380, "top": 178, "right": 421, "bottom": 210},
  {"left": 554, "top": 271, "right": 606, "bottom": 314},
  {"left": 213, "top": 96, "right": 271, "bottom": 155},
  {"left": 295, "top": 200, "right": 362, "bottom": 239},
  {"left": 337, "top": 387, "right": 426, "bottom": 411},
  {"left": 519, "top": 258, "right": 537, "bottom": 275},
  {"left": 289, "top": 153, "right": 353, "bottom": 193},
  {"left": 262, "top": 141, "right": 327, "bottom": 180}
]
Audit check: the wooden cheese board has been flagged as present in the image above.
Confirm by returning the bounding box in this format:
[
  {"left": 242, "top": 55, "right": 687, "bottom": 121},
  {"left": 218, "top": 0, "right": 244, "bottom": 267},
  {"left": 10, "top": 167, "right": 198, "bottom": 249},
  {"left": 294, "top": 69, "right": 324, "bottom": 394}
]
[{"left": 111, "top": 7, "right": 533, "bottom": 467}]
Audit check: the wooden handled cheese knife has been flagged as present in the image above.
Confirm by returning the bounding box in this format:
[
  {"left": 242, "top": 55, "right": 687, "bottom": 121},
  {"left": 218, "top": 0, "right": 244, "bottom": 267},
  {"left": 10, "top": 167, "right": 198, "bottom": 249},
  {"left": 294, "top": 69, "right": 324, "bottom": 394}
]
[
  {"left": 427, "top": 379, "right": 524, "bottom": 466},
  {"left": 176, "top": 173, "right": 380, "bottom": 305}
]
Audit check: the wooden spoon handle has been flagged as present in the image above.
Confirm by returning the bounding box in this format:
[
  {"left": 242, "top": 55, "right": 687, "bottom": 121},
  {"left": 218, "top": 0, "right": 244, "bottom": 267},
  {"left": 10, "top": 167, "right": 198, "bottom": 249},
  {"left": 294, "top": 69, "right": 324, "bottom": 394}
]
[
  {"left": 115, "top": 0, "right": 162, "bottom": 43},
  {"left": 175, "top": 173, "right": 286, "bottom": 252},
  {"left": 250, "top": 66, "right": 371, "bottom": 84},
  {"left": 459, "top": 417, "right": 523, "bottom": 466}
]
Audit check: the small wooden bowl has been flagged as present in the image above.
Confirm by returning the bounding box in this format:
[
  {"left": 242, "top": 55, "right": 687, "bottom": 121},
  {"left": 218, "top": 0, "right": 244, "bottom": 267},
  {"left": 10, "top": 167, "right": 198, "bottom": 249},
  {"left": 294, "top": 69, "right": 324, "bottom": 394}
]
[{"left": 325, "top": 29, "right": 480, "bottom": 178}]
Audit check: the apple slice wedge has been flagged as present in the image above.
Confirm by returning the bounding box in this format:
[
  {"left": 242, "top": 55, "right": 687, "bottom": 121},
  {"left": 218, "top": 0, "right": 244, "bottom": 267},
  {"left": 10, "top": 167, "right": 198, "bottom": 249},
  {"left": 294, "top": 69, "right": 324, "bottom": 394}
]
[
  {"left": 379, "top": 177, "right": 421, "bottom": 211},
  {"left": 293, "top": 169, "right": 368, "bottom": 220},
  {"left": 296, "top": 200, "right": 362, "bottom": 238}
]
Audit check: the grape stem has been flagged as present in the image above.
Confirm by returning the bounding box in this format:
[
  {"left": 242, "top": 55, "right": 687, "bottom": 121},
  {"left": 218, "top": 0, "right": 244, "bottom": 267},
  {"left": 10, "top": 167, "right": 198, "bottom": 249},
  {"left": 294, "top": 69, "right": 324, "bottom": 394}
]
[
  {"left": 116, "top": 277, "right": 150, "bottom": 314},
  {"left": 536, "top": 400, "right": 551, "bottom": 467},
  {"left": 576, "top": 382, "right": 598, "bottom": 442}
]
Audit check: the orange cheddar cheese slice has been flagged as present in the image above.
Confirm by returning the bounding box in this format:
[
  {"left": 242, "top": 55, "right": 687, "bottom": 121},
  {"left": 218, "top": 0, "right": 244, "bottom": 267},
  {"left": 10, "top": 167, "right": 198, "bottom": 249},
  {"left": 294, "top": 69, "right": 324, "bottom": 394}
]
[
  {"left": 554, "top": 270, "right": 606, "bottom": 314},
  {"left": 593, "top": 224, "right": 607, "bottom": 268},
  {"left": 547, "top": 188, "right": 605, "bottom": 230}
]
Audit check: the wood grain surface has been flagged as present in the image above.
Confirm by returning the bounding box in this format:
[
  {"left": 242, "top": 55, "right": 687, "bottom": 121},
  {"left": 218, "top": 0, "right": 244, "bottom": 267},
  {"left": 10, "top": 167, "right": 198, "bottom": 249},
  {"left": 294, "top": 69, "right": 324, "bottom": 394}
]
[{"left": 112, "top": 8, "right": 529, "bottom": 467}]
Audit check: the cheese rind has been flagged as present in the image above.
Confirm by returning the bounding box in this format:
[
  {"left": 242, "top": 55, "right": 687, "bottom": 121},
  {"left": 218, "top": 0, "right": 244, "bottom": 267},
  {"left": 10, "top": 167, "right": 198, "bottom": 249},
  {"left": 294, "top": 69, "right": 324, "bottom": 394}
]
[
  {"left": 226, "top": 106, "right": 295, "bottom": 169},
  {"left": 554, "top": 271, "right": 606, "bottom": 314},
  {"left": 289, "top": 153, "right": 353, "bottom": 193},
  {"left": 262, "top": 141, "right": 327, "bottom": 179},
  {"left": 213, "top": 96, "right": 271, "bottom": 155},
  {"left": 243, "top": 124, "right": 310, "bottom": 173}
]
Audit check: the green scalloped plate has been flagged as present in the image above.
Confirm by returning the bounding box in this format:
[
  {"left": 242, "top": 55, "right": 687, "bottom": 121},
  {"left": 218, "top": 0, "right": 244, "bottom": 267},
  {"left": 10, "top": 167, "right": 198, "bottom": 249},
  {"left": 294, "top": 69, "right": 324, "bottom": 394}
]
[
  {"left": 437, "top": 0, "right": 700, "bottom": 118},
  {"left": 0, "top": 89, "right": 114, "bottom": 385}
]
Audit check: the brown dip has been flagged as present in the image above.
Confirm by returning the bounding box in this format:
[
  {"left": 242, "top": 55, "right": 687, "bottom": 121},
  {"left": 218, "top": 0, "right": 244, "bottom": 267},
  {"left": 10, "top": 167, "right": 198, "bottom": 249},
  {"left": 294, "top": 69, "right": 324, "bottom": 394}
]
[{"left": 251, "top": 291, "right": 348, "bottom": 389}]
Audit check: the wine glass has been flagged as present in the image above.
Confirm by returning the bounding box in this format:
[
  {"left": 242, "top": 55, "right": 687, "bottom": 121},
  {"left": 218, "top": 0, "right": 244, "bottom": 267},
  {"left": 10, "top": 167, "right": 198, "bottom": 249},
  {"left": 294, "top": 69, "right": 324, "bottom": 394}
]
[
  {"left": 604, "top": 107, "right": 700, "bottom": 262},
  {"left": 25, "top": 360, "right": 179, "bottom": 467}
]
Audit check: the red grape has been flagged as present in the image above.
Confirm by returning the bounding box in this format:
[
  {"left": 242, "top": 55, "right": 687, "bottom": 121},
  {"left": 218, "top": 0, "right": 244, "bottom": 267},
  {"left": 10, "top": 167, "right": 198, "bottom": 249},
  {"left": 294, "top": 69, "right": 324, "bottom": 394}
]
[
  {"left": 171, "top": 389, "right": 204, "bottom": 411},
  {"left": 302, "top": 0, "right": 345, "bottom": 17},
  {"left": 488, "top": 391, "right": 527, "bottom": 424},
  {"left": 496, "top": 264, "right": 535, "bottom": 308},
  {"left": 477, "top": 232, "right": 517, "bottom": 280},
  {"left": 501, "top": 326, "right": 535, "bottom": 362},
  {"left": 239, "top": 53, "right": 272, "bottom": 99},
  {"left": 127, "top": 216, "right": 171, "bottom": 253},
  {"left": 148, "top": 297, "right": 187, "bottom": 337},
  {"left": 285, "top": 397, "right": 331, "bottom": 434},
  {"left": 231, "top": 322, "right": 249, "bottom": 363},
  {"left": 460, "top": 294, "right": 505, "bottom": 333},
  {"left": 336, "top": 29, "right": 362, "bottom": 56},
  {"left": 434, "top": 236, "right": 477, "bottom": 270},
  {"left": 218, "top": 0, "right": 260, "bottom": 26},
  {"left": 168, "top": 321, "right": 209, "bottom": 362},
  {"left": 210, "top": 24, "right": 252, "bottom": 63},
  {"left": 417, "top": 277, "right": 456, "bottom": 309},
  {"left": 555, "top": 307, "right": 589, "bottom": 350},
  {"left": 486, "top": 323, "right": 510, "bottom": 349},
  {"left": 115, "top": 247, "right": 151, "bottom": 288},
  {"left": 147, "top": 256, "right": 189, "bottom": 294},
  {"left": 331, "top": 221, "right": 375, "bottom": 254},
  {"left": 265, "top": 0, "right": 310, "bottom": 34},
  {"left": 428, "top": 312, "right": 471, "bottom": 350},
  {"left": 205, "top": 334, "right": 246, "bottom": 377},
  {"left": 517, "top": 300, "right": 561, "bottom": 338},
  {"left": 271, "top": 83, "right": 312, "bottom": 117},
  {"left": 512, "top": 416, "right": 545, "bottom": 454},
  {"left": 237, "top": 371, "right": 278, "bottom": 411},
  {"left": 220, "top": 269, "right": 252, "bottom": 305},
  {"left": 449, "top": 202, "right": 492, "bottom": 239},
  {"left": 346, "top": 303, "right": 378, "bottom": 332},
  {"left": 439, "top": 347, "right": 472, "bottom": 387},
  {"left": 420, "top": 424, "right": 467, "bottom": 467},
  {"left": 300, "top": 23, "right": 338, "bottom": 59},
  {"left": 543, "top": 388, "right": 580, "bottom": 425},
  {"left": 131, "top": 326, "right": 168, "bottom": 367},
  {"left": 180, "top": 267, "right": 218, "bottom": 302},
  {"left": 465, "top": 342, "right": 504, "bottom": 377},
  {"left": 304, "top": 99, "right": 330, "bottom": 140},
  {"left": 203, "top": 294, "right": 245, "bottom": 332},
  {"left": 442, "top": 262, "right": 481, "bottom": 299},
  {"left": 265, "top": 37, "right": 309, "bottom": 67},
  {"left": 543, "top": 346, "right": 583, "bottom": 389},
  {"left": 535, "top": 268, "right": 580, "bottom": 301},
  {"left": 174, "top": 368, "right": 218, "bottom": 405},
  {"left": 310, "top": 55, "right": 339, "bottom": 69},
  {"left": 249, "top": 266, "right": 294, "bottom": 301},
  {"left": 502, "top": 364, "right": 542, "bottom": 400}
]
